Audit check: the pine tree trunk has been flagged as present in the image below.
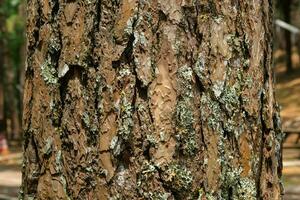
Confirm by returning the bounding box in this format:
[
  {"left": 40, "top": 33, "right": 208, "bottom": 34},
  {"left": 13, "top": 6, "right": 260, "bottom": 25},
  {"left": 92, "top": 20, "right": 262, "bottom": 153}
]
[{"left": 21, "top": 1, "right": 283, "bottom": 199}]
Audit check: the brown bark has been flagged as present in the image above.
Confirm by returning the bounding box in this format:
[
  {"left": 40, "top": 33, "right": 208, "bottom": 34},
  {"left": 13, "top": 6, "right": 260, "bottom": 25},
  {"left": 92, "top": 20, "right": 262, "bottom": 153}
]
[{"left": 21, "top": 1, "right": 283, "bottom": 199}]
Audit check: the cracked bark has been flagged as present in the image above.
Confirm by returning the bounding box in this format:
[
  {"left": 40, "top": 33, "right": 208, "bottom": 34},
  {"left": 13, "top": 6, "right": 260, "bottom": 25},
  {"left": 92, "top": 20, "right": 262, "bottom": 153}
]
[{"left": 22, "top": 0, "right": 283, "bottom": 199}]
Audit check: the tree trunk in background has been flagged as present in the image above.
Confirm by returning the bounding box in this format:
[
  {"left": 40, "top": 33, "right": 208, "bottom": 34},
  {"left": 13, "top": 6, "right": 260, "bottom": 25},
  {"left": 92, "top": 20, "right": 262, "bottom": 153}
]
[
  {"left": 3, "top": 40, "right": 21, "bottom": 140},
  {"left": 21, "top": 1, "right": 283, "bottom": 199},
  {"left": 283, "top": 0, "right": 293, "bottom": 73},
  {"left": 0, "top": 0, "right": 6, "bottom": 136}
]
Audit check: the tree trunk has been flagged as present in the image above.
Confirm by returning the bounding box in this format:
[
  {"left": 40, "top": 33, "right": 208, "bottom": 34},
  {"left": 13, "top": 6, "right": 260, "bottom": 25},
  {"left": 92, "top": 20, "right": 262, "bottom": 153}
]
[{"left": 21, "top": 1, "right": 283, "bottom": 199}]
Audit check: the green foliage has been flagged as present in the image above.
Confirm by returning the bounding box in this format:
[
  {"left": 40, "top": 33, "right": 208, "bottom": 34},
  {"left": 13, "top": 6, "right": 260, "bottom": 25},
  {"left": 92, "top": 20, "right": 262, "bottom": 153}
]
[{"left": 0, "top": 0, "right": 24, "bottom": 72}]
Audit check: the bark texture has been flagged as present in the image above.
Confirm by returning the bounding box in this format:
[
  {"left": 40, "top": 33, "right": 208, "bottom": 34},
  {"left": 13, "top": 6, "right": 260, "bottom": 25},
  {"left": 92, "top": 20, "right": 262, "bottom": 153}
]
[{"left": 22, "top": 0, "right": 283, "bottom": 199}]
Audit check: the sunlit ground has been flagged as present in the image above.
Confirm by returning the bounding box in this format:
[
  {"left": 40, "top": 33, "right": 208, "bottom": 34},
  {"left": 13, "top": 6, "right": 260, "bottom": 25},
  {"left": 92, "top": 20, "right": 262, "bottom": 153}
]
[{"left": 0, "top": 146, "right": 21, "bottom": 199}]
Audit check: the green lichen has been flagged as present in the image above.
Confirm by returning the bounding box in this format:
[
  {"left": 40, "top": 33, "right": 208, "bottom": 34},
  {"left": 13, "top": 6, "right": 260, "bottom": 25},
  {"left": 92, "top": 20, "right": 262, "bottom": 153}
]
[
  {"left": 110, "top": 136, "right": 122, "bottom": 156},
  {"left": 146, "top": 134, "right": 158, "bottom": 146},
  {"left": 134, "top": 31, "right": 147, "bottom": 47},
  {"left": 244, "top": 75, "right": 254, "bottom": 88},
  {"left": 110, "top": 91, "right": 134, "bottom": 156},
  {"left": 144, "top": 191, "right": 171, "bottom": 200},
  {"left": 236, "top": 177, "right": 256, "bottom": 200},
  {"left": 117, "top": 92, "right": 133, "bottom": 140},
  {"left": 82, "top": 111, "right": 98, "bottom": 143},
  {"left": 139, "top": 161, "right": 157, "bottom": 181},
  {"left": 49, "top": 98, "right": 61, "bottom": 126},
  {"left": 60, "top": 175, "right": 71, "bottom": 200},
  {"left": 214, "top": 16, "right": 223, "bottom": 24},
  {"left": 82, "top": 112, "right": 90, "bottom": 128},
  {"left": 118, "top": 68, "right": 131, "bottom": 78},
  {"left": 201, "top": 94, "right": 223, "bottom": 132},
  {"left": 194, "top": 53, "right": 207, "bottom": 84},
  {"left": 226, "top": 34, "right": 242, "bottom": 52},
  {"left": 219, "top": 84, "right": 240, "bottom": 115},
  {"left": 176, "top": 65, "right": 197, "bottom": 155},
  {"left": 138, "top": 163, "right": 192, "bottom": 198},
  {"left": 212, "top": 80, "right": 225, "bottom": 98},
  {"left": 48, "top": 37, "right": 61, "bottom": 55},
  {"left": 55, "top": 150, "right": 62, "bottom": 174},
  {"left": 197, "top": 189, "right": 216, "bottom": 200},
  {"left": 40, "top": 57, "right": 58, "bottom": 85},
  {"left": 137, "top": 161, "right": 160, "bottom": 198},
  {"left": 161, "top": 163, "right": 193, "bottom": 192},
  {"left": 217, "top": 137, "right": 256, "bottom": 200}
]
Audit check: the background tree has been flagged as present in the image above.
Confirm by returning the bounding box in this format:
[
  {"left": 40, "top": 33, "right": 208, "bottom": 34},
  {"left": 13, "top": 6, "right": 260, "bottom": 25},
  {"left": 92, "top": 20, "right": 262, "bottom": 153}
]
[
  {"left": 0, "top": 0, "right": 5, "bottom": 137},
  {"left": 21, "top": 1, "right": 283, "bottom": 199},
  {"left": 282, "top": 0, "right": 293, "bottom": 73},
  {"left": 275, "top": 0, "right": 300, "bottom": 72}
]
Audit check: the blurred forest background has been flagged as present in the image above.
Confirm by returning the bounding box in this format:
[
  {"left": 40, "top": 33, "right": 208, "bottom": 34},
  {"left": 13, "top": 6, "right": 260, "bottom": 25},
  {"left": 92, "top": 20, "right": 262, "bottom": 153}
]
[
  {"left": 0, "top": 0, "right": 24, "bottom": 147},
  {"left": 1, "top": 0, "right": 300, "bottom": 199}
]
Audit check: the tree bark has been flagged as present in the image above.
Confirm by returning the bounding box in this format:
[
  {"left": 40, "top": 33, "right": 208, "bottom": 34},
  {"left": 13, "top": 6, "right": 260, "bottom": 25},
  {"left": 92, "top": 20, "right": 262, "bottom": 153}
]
[{"left": 21, "top": 1, "right": 283, "bottom": 199}]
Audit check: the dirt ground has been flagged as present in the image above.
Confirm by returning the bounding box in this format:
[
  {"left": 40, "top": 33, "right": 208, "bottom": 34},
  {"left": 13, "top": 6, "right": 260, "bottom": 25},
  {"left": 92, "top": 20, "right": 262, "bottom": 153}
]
[{"left": 0, "top": 151, "right": 21, "bottom": 200}]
